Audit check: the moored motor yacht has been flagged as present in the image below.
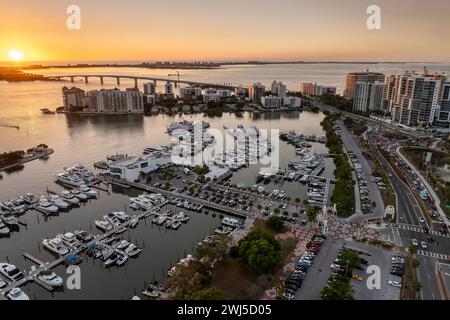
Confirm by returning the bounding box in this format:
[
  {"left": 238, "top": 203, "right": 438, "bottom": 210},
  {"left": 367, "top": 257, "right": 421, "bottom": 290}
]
[
  {"left": 125, "top": 244, "right": 142, "bottom": 257},
  {"left": 21, "top": 193, "right": 37, "bottom": 205},
  {"left": 0, "top": 262, "right": 24, "bottom": 281},
  {"left": 95, "top": 220, "right": 114, "bottom": 232},
  {"left": 115, "top": 240, "right": 131, "bottom": 250},
  {"left": 7, "top": 288, "right": 29, "bottom": 300},
  {"left": 37, "top": 271, "right": 63, "bottom": 287},
  {"left": 116, "top": 252, "right": 128, "bottom": 266},
  {"left": 104, "top": 252, "right": 120, "bottom": 267},
  {"left": 79, "top": 185, "right": 98, "bottom": 198},
  {"left": 49, "top": 195, "right": 70, "bottom": 209},
  {"left": 11, "top": 198, "right": 28, "bottom": 214},
  {"left": 0, "top": 278, "right": 6, "bottom": 289},
  {"left": 57, "top": 232, "right": 81, "bottom": 249},
  {"left": 74, "top": 230, "right": 94, "bottom": 243},
  {"left": 42, "top": 237, "right": 70, "bottom": 256},
  {"left": 70, "top": 189, "right": 88, "bottom": 201},
  {"left": 60, "top": 190, "right": 80, "bottom": 205},
  {"left": 0, "top": 221, "right": 10, "bottom": 235},
  {"left": 55, "top": 172, "right": 84, "bottom": 187},
  {"left": 37, "top": 197, "right": 59, "bottom": 214},
  {"left": 111, "top": 211, "right": 131, "bottom": 222},
  {"left": 1, "top": 212, "right": 19, "bottom": 226},
  {"left": 0, "top": 201, "right": 26, "bottom": 215}
]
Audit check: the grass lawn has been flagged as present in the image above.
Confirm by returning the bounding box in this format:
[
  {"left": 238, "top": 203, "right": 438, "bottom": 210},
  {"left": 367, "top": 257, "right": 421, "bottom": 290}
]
[{"left": 210, "top": 219, "right": 297, "bottom": 299}]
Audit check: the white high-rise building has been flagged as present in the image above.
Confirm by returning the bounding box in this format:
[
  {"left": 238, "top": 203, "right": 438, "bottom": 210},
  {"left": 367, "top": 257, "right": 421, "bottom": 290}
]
[
  {"left": 62, "top": 87, "right": 86, "bottom": 109},
  {"left": 86, "top": 88, "right": 143, "bottom": 113},
  {"left": 164, "top": 81, "right": 173, "bottom": 95},
  {"left": 143, "top": 82, "right": 156, "bottom": 95},
  {"left": 353, "top": 82, "right": 385, "bottom": 113},
  {"left": 388, "top": 68, "right": 447, "bottom": 127},
  {"left": 270, "top": 81, "right": 287, "bottom": 97}
]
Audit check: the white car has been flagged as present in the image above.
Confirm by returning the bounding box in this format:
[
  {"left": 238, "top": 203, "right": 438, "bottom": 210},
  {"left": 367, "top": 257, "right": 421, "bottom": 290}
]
[
  {"left": 419, "top": 217, "right": 425, "bottom": 223},
  {"left": 411, "top": 239, "right": 419, "bottom": 246},
  {"left": 388, "top": 280, "right": 402, "bottom": 288},
  {"left": 420, "top": 241, "right": 428, "bottom": 249}
]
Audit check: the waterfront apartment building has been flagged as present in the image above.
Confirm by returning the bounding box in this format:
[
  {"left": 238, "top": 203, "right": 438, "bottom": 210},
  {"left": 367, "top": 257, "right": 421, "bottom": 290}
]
[
  {"left": 180, "top": 86, "right": 202, "bottom": 99},
  {"left": 283, "top": 96, "right": 302, "bottom": 108},
  {"left": 62, "top": 87, "right": 86, "bottom": 109},
  {"left": 344, "top": 71, "right": 385, "bottom": 99},
  {"left": 85, "top": 88, "right": 144, "bottom": 113},
  {"left": 435, "top": 82, "right": 450, "bottom": 127},
  {"left": 261, "top": 95, "right": 283, "bottom": 109},
  {"left": 143, "top": 82, "right": 156, "bottom": 95},
  {"left": 203, "top": 93, "right": 221, "bottom": 104},
  {"left": 248, "top": 82, "right": 266, "bottom": 102},
  {"left": 353, "top": 82, "right": 385, "bottom": 113},
  {"left": 390, "top": 69, "right": 447, "bottom": 127},
  {"left": 300, "top": 83, "right": 336, "bottom": 96},
  {"left": 271, "top": 81, "right": 287, "bottom": 97},
  {"left": 165, "top": 81, "right": 174, "bottom": 95}
]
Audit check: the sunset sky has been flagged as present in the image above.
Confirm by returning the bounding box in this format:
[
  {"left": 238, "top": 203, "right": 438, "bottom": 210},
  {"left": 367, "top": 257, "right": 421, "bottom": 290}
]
[{"left": 1, "top": 0, "right": 449, "bottom": 63}]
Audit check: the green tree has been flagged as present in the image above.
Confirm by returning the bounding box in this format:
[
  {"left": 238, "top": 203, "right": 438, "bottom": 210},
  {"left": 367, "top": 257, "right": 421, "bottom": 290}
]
[
  {"left": 306, "top": 207, "right": 319, "bottom": 224},
  {"left": 266, "top": 216, "right": 285, "bottom": 233},
  {"left": 194, "top": 235, "right": 229, "bottom": 264},
  {"left": 166, "top": 260, "right": 213, "bottom": 299},
  {"left": 321, "top": 276, "right": 354, "bottom": 300}
]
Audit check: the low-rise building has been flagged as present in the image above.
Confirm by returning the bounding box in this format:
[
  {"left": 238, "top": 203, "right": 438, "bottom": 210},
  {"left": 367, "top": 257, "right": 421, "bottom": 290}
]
[
  {"left": 283, "top": 96, "right": 302, "bottom": 108},
  {"left": 109, "top": 154, "right": 170, "bottom": 182},
  {"left": 203, "top": 93, "right": 221, "bottom": 104},
  {"left": 261, "top": 95, "right": 283, "bottom": 109}
]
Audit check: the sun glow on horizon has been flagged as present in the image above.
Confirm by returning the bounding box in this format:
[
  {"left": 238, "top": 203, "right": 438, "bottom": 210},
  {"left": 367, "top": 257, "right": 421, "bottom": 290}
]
[{"left": 8, "top": 50, "right": 24, "bottom": 62}]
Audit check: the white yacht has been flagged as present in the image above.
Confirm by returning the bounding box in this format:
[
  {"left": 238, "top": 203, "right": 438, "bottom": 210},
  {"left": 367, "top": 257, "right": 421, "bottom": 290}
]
[
  {"left": 95, "top": 220, "right": 114, "bottom": 232},
  {"left": 60, "top": 190, "right": 80, "bottom": 205},
  {"left": 130, "top": 196, "right": 152, "bottom": 210},
  {"left": 70, "top": 164, "right": 96, "bottom": 183},
  {"left": 79, "top": 185, "right": 98, "bottom": 198},
  {"left": 0, "top": 278, "right": 6, "bottom": 289},
  {"left": 7, "top": 288, "right": 29, "bottom": 301},
  {"left": 55, "top": 172, "right": 84, "bottom": 187},
  {"left": 57, "top": 232, "right": 81, "bottom": 249},
  {"left": 111, "top": 211, "right": 131, "bottom": 222},
  {"left": 42, "top": 238, "right": 70, "bottom": 256},
  {"left": 104, "top": 213, "right": 121, "bottom": 226},
  {"left": 116, "top": 252, "right": 128, "bottom": 267},
  {"left": 125, "top": 244, "right": 142, "bottom": 257},
  {"left": 115, "top": 240, "right": 130, "bottom": 250},
  {"left": 0, "top": 263, "right": 24, "bottom": 281},
  {"left": 37, "top": 271, "right": 63, "bottom": 287},
  {"left": 74, "top": 230, "right": 94, "bottom": 243},
  {"left": 37, "top": 197, "right": 59, "bottom": 214},
  {"left": 0, "top": 221, "right": 10, "bottom": 235},
  {"left": 70, "top": 189, "right": 88, "bottom": 201},
  {"left": 21, "top": 193, "right": 37, "bottom": 205},
  {"left": 1, "top": 212, "right": 19, "bottom": 226},
  {"left": 0, "top": 201, "right": 26, "bottom": 215},
  {"left": 49, "top": 195, "right": 70, "bottom": 209},
  {"left": 11, "top": 198, "right": 28, "bottom": 214}
]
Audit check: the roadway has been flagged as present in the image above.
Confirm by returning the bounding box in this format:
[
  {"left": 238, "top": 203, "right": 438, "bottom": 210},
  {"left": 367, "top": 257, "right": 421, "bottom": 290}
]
[{"left": 367, "top": 127, "right": 448, "bottom": 300}]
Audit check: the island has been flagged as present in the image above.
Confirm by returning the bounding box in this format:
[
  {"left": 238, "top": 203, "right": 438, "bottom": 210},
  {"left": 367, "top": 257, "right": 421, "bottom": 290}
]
[{"left": 0, "top": 144, "right": 54, "bottom": 172}]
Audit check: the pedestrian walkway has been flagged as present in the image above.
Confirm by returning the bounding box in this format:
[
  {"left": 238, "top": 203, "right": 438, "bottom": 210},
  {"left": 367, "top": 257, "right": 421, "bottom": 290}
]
[
  {"left": 390, "top": 226, "right": 403, "bottom": 246},
  {"left": 398, "top": 224, "right": 424, "bottom": 233},
  {"left": 417, "top": 250, "right": 449, "bottom": 260}
]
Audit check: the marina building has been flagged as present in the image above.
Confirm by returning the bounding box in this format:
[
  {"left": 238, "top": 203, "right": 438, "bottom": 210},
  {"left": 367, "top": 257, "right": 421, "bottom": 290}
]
[
  {"left": 109, "top": 154, "right": 170, "bottom": 182},
  {"left": 344, "top": 71, "right": 385, "bottom": 99}
]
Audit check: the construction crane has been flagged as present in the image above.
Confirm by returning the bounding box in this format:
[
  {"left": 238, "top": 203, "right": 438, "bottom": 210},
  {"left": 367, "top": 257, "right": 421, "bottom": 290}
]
[{"left": 167, "top": 70, "right": 181, "bottom": 82}]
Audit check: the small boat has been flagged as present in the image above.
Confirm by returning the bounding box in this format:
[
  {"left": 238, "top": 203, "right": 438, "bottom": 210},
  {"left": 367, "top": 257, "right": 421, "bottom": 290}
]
[
  {"left": 79, "top": 185, "right": 98, "bottom": 198},
  {"left": 37, "top": 271, "right": 63, "bottom": 287},
  {"left": 116, "top": 252, "right": 128, "bottom": 266},
  {"left": 171, "top": 221, "right": 181, "bottom": 229},
  {"left": 0, "top": 221, "right": 10, "bottom": 235},
  {"left": 101, "top": 248, "right": 114, "bottom": 261},
  {"left": 0, "top": 263, "right": 24, "bottom": 281},
  {"left": 130, "top": 218, "right": 139, "bottom": 228},
  {"left": 115, "top": 240, "right": 131, "bottom": 250},
  {"left": 7, "top": 288, "right": 29, "bottom": 301},
  {"left": 0, "top": 278, "right": 6, "bottom": 289},
  {"left": 104, "top": 252, "right": 120, "bottom": 267},
  {"left": 143, "top": 287, "right": 160, "bottom": 298},
  {"left": 125, "top": 244, "right": 142, "bottom": 258},
  {"left": 37, "top": 197, "right": 59, "bottom": 214},
  {"left": 60, "top": 190, "right": 80, "bottom": 205},
  {"left": 49, "top": 195, "right": 70, "bottom": 209},
  {"left": 130, "top": 202, "right": 140, "bottom": 210}
]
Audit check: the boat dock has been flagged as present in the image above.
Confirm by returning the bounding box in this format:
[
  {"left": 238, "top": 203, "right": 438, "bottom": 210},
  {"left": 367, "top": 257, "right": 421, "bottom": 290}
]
[{"left": 0, "top": 203, "right": 165, "bottom": 298}]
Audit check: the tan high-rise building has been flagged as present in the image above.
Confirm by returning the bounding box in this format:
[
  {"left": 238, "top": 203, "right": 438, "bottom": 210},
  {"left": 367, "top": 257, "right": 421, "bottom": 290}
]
[{"left": 344, "top": 71, "right": 385, "bottom": 99}]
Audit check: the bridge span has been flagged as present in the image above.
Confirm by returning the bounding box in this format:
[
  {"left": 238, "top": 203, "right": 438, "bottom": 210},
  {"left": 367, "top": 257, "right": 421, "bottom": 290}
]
[{"left": 49, "top": 74, "right": 246, "bottom": 91}]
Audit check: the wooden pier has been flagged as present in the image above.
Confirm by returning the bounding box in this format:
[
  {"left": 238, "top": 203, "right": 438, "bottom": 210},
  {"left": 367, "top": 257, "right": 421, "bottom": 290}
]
[{"left": 23, "top": 253, "right": 45, "bottom": 266}]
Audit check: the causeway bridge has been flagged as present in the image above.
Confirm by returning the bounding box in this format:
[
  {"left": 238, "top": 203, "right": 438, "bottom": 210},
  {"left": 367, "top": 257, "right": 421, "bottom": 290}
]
[{"left": 49, "top": 74, "right": 247, "bottom": 90}]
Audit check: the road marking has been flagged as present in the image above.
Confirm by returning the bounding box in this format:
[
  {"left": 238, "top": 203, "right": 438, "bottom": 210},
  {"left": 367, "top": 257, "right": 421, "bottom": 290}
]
[
  {"left": 397, "top": 224, "right": 424, "bottom": 232},
  {"left": 417, "top": 250, "right": 449, "bottom": 260}
]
